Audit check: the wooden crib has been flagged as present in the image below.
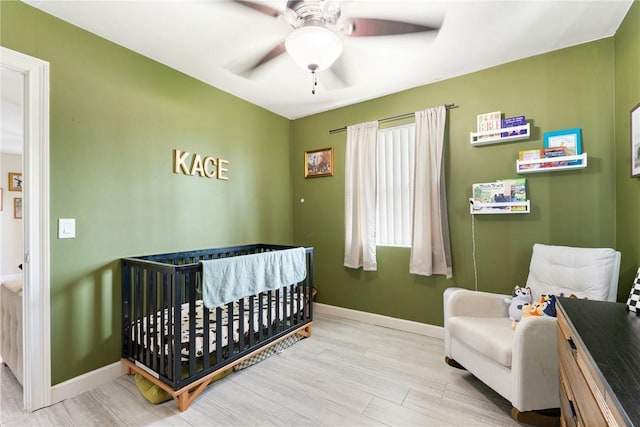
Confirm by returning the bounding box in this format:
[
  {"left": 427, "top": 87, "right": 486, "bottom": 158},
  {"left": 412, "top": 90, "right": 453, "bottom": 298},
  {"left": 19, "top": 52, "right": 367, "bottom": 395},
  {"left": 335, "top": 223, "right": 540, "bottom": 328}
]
[{"left": 121, "top": 244, "right": 314, "bottom": 411}]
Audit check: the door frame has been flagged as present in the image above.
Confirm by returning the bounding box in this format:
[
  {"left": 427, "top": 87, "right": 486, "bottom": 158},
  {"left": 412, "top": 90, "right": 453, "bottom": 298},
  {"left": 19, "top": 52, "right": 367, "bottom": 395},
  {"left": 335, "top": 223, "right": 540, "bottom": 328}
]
[{"left": 1, "top": 46, "right": 51, "bottom": 411}]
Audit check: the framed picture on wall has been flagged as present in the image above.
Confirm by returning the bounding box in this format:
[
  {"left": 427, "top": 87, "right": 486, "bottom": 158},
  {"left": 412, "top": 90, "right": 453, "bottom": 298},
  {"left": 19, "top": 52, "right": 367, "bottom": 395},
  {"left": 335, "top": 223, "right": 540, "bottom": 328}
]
[
  {"left": 8, "top": 172, "right": 22, "bottom": 192},
  {"left": 631, "top": 103, "right": 640, "bottom": 178},
  {"left": 543, "top": 128, "right": 582, "bottom": 156},
  {"left": 14, "top": 197, "right": 22, "bottom": 219},
  {"left": 304, "top": 147, "right": 334, "bottom": 178}
]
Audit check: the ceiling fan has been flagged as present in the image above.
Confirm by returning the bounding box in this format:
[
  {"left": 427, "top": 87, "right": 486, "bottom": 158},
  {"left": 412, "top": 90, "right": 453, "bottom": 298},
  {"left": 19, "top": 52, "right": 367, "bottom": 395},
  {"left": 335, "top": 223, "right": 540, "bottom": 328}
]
[{"left": 231, "top": 0, "right": 441, "bottom": 93}]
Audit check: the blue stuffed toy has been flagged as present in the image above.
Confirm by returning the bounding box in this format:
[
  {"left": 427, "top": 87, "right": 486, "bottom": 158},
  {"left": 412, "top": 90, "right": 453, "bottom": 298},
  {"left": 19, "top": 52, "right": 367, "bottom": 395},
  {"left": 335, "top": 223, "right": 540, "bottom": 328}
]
[{"left": 505, "top": 285, "right": 532, "bottom": 329}]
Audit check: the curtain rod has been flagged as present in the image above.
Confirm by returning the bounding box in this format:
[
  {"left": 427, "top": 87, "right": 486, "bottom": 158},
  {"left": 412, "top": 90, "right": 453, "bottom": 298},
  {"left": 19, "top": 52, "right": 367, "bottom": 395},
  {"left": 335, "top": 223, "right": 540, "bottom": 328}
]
[{"left": 328, "top": 103, "right": 458, "bottom": 135}]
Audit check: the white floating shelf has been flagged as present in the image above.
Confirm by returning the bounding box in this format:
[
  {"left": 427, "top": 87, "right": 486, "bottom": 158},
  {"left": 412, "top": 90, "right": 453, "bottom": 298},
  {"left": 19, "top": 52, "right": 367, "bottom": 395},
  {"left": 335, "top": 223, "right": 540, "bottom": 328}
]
[
  {"left": 470, "top": 123, "right": 530, "bottom": 146},
  {"left": 470, "top": 200, "right": 530, "bottom": 215},
  {"left": 517, "top": 153, "right": 588, "bottom": 174}
]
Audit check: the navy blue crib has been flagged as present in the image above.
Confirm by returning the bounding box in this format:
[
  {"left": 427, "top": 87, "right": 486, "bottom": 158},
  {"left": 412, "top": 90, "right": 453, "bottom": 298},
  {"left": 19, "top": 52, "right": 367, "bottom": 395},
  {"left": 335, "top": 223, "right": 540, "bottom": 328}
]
[{"left": 121, "top": 244, "right": 314, "bottom": 410}]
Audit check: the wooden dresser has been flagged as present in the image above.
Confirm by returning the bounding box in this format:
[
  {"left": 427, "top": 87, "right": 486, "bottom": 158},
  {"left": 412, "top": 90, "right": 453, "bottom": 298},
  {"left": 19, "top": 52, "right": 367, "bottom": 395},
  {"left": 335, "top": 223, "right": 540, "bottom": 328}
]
[{"left": 557, "top": 297, "right": 640, "bottom": 426}]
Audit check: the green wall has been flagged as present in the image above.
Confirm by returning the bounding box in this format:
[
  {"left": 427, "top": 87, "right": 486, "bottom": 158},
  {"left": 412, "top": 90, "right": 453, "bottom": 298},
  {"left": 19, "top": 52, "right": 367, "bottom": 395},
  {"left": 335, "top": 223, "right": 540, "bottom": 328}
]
[
  {"left": 292, "top": 39, "right": 618, "bottom": 326},
  {"left": 1, "top": 1, "right": 293, "bottom": 384},
  {"left": 615, "top": 1, "right": 640, "bottom": 295}
]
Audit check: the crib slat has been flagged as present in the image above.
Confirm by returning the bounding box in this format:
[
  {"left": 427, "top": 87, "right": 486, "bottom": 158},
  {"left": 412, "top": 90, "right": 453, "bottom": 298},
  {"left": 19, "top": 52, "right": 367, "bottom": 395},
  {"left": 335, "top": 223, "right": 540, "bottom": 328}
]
[
  {"left": 266, "top": 290, "right": 273, "bottom": 338},
  {"left": 258, "top": 293, "right": 264, "bottom": 342},
  {"left": 227, "top": 301, "right": 234, "bottom": 359},
  {"left": 275, "top": 288, "right": 281, "bottom": 334},
  {"left": 248, "top": 295, "right": 255, "bottom": 348},
  {"left": 238, "top": 297, "right": 245, "bottom": 353},
  {"left": 187, "top": 271, "right": 197, "bottom": 379},
  {"left": 202, "top": 302, "right": 210, "bottom": 372},
  {"left": 215, "top": 306, "right": 223, "bottom": 365},
  {"left": 134, "top": 266, "right": 144, "bottom": 363},
  {"left": 147, "top": 271, "right": 156, "bottom": 371}
]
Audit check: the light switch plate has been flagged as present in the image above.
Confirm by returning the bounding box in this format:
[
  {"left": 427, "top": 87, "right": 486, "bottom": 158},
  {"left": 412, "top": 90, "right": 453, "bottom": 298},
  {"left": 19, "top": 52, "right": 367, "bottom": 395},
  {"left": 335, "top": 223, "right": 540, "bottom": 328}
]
[{"left": 58, "top": 218, "right": 76, "bottom": 239}]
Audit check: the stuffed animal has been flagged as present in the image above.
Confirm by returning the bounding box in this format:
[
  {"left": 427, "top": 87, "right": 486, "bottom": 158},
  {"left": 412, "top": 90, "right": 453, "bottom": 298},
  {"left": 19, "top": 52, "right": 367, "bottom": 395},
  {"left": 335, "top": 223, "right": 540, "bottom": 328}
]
[
  {"left": 520, "top": 294, "right": 558, "bottom": 323},
  {"left": 505, "top": 285, "right": 532, "bottom": 329}
]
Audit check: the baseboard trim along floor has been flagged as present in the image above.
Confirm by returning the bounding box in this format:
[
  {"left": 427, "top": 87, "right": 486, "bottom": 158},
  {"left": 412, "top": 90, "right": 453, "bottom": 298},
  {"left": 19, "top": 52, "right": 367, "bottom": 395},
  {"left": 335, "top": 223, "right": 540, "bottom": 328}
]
[
  {"left": 313, "top": 302, "right": 444, "bottom": 339},
  {"left": 50, "top": 360, "right": 128, "bottom": 405}
]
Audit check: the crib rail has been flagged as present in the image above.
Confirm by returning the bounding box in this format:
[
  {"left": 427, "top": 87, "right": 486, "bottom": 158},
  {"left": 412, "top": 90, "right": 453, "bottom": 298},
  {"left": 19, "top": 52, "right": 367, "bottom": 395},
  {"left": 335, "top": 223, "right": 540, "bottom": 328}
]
[{"left": 122, "top": 244, "right": 313, "bottom": 390}]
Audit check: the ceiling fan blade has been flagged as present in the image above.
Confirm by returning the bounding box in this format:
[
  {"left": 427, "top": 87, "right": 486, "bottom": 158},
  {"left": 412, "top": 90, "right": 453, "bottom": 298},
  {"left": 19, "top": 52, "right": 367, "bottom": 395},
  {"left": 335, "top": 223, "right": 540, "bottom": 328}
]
[
  {"left": 250, "top": 42, "right": 286, "bottom": 70},
  {"left": 233, "top": 0, "right": 281, "bottom": 18},
  {"left": 341, "top": 18, "right": 439, "bottom": 37},
  {"left": 228, "top": 41, "right": 286, "bottom": 75}
]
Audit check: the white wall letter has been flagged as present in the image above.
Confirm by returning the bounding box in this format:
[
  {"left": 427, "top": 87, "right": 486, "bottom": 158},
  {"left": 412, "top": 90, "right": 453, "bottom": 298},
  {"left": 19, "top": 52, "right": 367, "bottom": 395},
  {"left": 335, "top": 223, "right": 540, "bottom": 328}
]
[
  {"left": 174, "top": 149, "right": 190, "bottom": 174},
  {"left": 190, "top": 154, "right": 205, "bottom": 177},
  {"left": 203, "top": 157, "right": 217, "bottom": 178},
  {"left": 218, "top": 159, "right": 229, "bottom": 180}
]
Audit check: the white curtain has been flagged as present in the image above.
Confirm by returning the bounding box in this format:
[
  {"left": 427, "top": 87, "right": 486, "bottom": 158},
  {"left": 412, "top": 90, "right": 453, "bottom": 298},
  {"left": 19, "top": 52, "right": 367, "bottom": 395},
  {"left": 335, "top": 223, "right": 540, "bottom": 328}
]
[
  {"left": 344, "top": 121, "right": 379, "bottom": 271},
  {"left": 409, "top": 106, "right": 452, "bottom": 278}
]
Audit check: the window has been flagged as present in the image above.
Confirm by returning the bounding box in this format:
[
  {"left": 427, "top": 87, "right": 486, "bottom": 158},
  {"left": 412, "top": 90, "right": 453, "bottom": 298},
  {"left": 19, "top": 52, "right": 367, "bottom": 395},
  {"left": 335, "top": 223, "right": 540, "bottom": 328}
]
[{"left": 376, "top": 123, "right": 416, "bottom": 247}]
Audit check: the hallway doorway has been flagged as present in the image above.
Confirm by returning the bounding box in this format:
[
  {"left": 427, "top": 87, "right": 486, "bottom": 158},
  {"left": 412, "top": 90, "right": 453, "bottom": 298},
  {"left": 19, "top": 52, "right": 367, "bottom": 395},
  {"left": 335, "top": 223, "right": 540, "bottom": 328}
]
[{"left": 0, "top": 46, "right": 51, "bottom": 412}]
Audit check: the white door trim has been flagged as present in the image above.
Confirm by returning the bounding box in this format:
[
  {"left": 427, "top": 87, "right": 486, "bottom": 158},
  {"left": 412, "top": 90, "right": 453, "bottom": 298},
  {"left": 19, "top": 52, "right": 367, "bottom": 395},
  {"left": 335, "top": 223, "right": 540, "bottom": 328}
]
[{"left": 1, "top": 46, "right": 51, "bottom": 411}]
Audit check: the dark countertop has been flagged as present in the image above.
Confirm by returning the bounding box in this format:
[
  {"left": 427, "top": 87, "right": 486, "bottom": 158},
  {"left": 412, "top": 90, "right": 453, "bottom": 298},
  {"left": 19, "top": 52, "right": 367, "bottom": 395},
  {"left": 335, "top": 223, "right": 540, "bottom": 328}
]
[{"left": 558, "top": 297, "right": 640, "bottom": 427}]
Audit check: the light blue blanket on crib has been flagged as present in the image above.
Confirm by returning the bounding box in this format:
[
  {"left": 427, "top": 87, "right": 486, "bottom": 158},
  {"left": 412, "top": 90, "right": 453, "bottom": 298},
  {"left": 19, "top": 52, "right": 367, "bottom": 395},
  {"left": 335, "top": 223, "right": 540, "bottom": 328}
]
[{"left": 200, "top": 247, "right": 307, "bottom": 308}]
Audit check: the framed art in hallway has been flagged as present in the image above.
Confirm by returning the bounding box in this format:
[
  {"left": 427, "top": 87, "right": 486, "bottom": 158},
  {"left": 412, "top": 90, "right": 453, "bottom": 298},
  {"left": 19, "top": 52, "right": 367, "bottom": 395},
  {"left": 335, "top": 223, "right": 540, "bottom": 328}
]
[
  {"left": 631, "top": 103, "right": 640, "bottom": 178},
  {"left": 8, "top": 172, "right": 22, "bottom": 192},
  {"left": 304, "top": 147, "right": 333, "bottom": 178}
]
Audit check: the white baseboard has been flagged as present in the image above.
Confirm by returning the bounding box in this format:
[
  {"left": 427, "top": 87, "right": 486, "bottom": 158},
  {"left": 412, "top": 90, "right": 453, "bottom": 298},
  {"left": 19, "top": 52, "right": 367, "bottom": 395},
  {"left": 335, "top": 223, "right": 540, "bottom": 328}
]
[
  {"left": 50, "top": 361, "right": 128, "bottom": 405},
  {"left": 313, "top": 303, "right": 443, "bottom": 339}
]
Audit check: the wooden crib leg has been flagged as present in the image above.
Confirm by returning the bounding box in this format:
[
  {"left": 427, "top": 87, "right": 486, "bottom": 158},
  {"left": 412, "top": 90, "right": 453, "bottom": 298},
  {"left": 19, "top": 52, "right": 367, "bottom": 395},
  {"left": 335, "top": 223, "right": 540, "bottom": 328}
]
[
  {"left": 297, "top": 323, "right": 313, "bottom": 338},
  {"left": 175, "top": 380, "right": 211, "bottom": 412}
]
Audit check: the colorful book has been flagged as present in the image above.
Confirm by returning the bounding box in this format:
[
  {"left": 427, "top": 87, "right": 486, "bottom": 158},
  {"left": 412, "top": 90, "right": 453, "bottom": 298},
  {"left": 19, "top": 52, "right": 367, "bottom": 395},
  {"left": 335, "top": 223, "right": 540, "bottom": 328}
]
[
  {"left": 542, "top": 146, "right": 568, "bottom": 167},
  {"left": 477, "top": 111, "right": 502, "bottom": 140},
  {"left": 472, "top": 180, "right": 512, "bottom": 211},
  {"left": 501, "top": 116, "right": 526, "bottom": 137},
  {"left": 519, "top": 149, "right": 542, "bottom": 169},
  {"left": 499, "top": 178, "right": 527, "bottom": 211}
]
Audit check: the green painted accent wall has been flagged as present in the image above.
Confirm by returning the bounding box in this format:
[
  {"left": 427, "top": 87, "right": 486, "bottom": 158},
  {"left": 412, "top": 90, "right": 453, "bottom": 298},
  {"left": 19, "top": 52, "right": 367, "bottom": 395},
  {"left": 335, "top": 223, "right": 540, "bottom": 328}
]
[
  {"left": 1, "top": 1, "right": 293, "bottom": 384},
  {"left": 615, "top": 1, "right": 640, "bottom": 296},
  {"left": 292, "top": 40, "right": 618, "bottom": 326}
]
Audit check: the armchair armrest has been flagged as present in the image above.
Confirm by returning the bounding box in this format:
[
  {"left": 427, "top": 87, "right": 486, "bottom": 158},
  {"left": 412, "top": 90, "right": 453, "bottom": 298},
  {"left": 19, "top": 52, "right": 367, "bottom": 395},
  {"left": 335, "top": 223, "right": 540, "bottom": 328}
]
[
  {"left": 445, "top": 289, "right": 510, "bottom": 320},
  {"left": 511, "top": 316, "right": 559, "bottom": 411}
]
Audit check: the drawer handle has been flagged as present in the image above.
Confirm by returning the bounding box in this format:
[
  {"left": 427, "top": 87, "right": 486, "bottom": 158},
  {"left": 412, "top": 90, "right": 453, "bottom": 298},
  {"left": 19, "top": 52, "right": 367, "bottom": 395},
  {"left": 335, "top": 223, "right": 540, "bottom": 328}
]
[
  {"left": 566, "top": 337, "right": 577, "bottom": 355},
  {"left": 568, "top": 399, "right": 578, "bottom": 423}
]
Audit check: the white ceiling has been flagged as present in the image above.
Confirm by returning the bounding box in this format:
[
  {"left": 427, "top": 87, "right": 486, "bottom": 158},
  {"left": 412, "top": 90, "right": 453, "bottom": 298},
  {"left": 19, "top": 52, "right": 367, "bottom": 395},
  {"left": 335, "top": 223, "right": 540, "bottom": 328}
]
[{"left": 10, "top": 0, "right": 635, "bottom": 121}]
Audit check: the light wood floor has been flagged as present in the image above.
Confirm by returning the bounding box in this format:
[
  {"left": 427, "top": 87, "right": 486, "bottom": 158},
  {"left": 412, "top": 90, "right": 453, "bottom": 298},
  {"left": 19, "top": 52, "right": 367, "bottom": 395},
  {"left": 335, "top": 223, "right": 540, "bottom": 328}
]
[{"left": 1, "top": 313, "right": 525, "bottom": 426}]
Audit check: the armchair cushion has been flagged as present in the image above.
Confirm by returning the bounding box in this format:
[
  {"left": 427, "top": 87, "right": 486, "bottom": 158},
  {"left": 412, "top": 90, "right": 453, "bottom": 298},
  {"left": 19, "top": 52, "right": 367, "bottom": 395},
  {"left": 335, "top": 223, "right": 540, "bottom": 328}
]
[
  {"left": 447, "top": 317, "right": 513, "bottom": 367},
  {"left": 526, "top": 244, "right": 620, "bottom": 301}
]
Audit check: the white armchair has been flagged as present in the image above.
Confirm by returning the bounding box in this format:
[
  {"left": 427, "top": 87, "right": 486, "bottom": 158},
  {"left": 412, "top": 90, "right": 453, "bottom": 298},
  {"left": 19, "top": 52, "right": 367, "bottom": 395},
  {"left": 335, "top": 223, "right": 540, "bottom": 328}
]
[{"left": 443, "top": 244, "right": 620, "bottom": 424}]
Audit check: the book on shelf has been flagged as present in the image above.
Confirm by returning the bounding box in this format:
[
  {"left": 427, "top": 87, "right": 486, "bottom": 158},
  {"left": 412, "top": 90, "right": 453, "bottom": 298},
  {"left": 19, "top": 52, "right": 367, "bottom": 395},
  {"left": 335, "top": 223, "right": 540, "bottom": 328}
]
[
  {"left": 501, "top": 116, "right": 526, "bottom": 137},
  {"left": 519, "top": 149, "right": 542, "bottom": 169},
  {"left": 542, "top": 146, "right": 568, "bottom": 167},
  {"left": 472, "top": 178, "right": 526, "bottom": 212},
  {"left": 477, "top": 111, "right": 502, "bottom": 140},
  {"left": 499, "top": 178, "right": 527, "bottom": 211}
]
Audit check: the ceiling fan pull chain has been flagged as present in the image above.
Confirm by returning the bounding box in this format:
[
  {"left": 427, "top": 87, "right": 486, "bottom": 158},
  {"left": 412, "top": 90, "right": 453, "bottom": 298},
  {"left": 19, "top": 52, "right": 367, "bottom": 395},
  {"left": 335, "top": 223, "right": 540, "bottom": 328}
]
[{"left": 311, "top": 70, "right": 318, "bottom": 95}]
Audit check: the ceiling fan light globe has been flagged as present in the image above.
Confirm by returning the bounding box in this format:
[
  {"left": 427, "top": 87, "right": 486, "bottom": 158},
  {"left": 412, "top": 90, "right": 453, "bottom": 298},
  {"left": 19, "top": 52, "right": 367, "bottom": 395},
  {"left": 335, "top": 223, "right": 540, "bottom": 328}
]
[{"left": 285, "top": 25, "right": 343, "bottom": 72}]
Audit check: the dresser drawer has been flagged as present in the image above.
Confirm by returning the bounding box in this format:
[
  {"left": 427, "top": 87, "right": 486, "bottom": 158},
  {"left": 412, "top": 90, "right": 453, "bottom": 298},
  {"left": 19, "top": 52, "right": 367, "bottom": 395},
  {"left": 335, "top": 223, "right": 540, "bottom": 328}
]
[
  {"left": 557, "top": 309, "right": 608, "bottom": 426},
  {"left": 559, "top": 364, "right": 578, "bottom": 427}
]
